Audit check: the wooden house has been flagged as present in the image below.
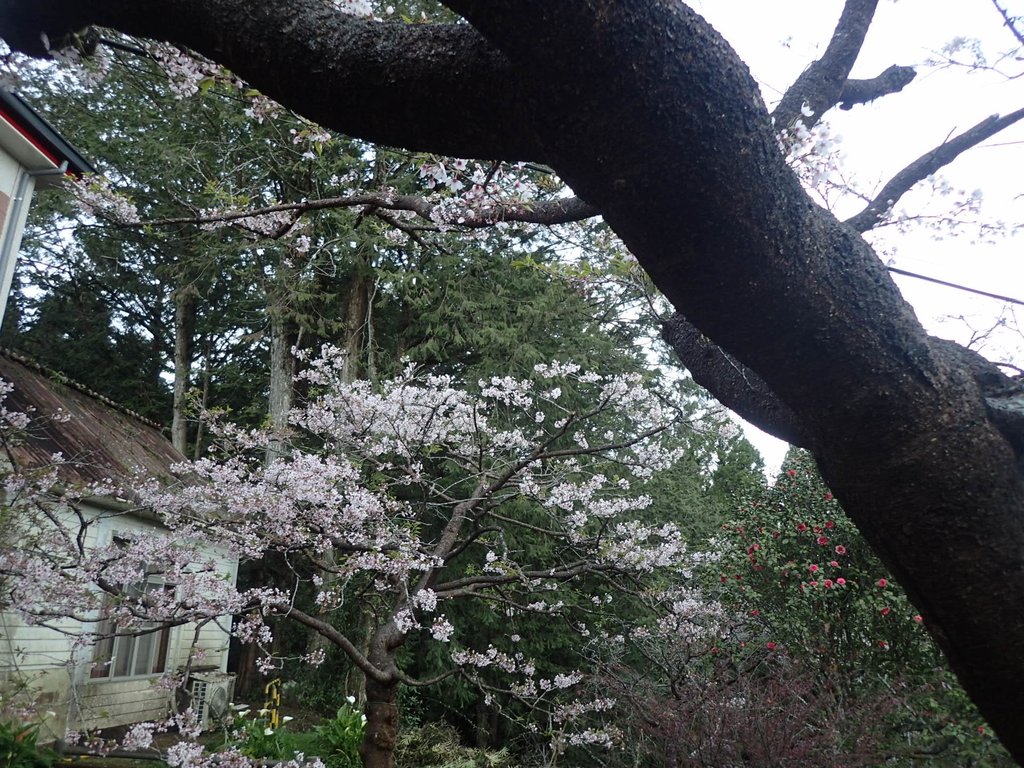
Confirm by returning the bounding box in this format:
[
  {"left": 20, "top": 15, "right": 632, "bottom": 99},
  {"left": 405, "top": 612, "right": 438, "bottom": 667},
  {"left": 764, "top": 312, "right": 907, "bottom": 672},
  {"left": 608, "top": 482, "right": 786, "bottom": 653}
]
[{"left": 0, "top": 351, "right": 237, "bottom": 740}]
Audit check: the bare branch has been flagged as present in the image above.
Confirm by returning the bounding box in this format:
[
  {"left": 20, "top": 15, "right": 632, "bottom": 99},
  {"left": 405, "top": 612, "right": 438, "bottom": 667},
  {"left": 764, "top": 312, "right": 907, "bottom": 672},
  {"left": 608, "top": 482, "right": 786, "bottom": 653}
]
[
  {"left": 991, "top": 0, "right": 1024, "bottom": 47},
  {"left": 772, "top": 0, "right": 881, "bottom": 129},
  {"left": 661, "top": 313, "right": 808, "bottom": 447},
  {"left": 838, "top": 64, "right": 917, "bottom": 110},
  {"left": 283, "top": 604, "right": 389, "bottom": 683},
  {"left": 845, "top": 107, "right": 1024, "bottom": 232}
]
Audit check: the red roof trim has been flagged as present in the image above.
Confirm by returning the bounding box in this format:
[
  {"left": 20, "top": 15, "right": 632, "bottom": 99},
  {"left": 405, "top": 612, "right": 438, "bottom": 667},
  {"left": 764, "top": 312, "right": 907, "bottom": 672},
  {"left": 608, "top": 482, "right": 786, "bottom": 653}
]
[{"left": 0, "top": 101, "right": 66, "bottom": 170}]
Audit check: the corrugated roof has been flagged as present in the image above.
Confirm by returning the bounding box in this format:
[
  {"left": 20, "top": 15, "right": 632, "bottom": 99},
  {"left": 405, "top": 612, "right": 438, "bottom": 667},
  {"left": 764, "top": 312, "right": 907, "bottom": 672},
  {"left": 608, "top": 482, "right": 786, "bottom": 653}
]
[{"left": 0, "top": 350, "right": 184, "bottom": 491}]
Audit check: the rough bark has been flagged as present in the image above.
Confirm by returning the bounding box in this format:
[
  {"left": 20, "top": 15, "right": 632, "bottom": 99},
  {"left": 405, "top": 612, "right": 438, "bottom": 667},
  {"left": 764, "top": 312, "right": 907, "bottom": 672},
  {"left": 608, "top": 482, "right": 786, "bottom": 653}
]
[
  {"left": 360, "top": 624, "right": 403, "bottom": 768},
  {"left": 266, "top": 310, "right": 297, "bottom": 463},
  {"left": 771, "top": 0, "right": 881, "bottom": 128},
  {"left": 170, "top": 286, "right": 196, "bottom": 454},
  {"left": 661, "top": 313, "right": 807, "bottom": 447},
  {"left": 361, "top": 675, "right": 400, "bottom": 768},
  {"left": 341, "top": 249, "right": 372, "bottom": 385},
  {"left": 5, "top": 0, "right": 1024, "bottom": 759}
]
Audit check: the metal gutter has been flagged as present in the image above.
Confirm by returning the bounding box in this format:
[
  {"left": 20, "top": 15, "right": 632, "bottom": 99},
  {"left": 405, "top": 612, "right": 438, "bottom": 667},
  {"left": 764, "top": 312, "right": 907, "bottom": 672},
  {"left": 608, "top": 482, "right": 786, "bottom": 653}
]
[{"left": 0, "top": 89, "right": 94, "bottom": 179}]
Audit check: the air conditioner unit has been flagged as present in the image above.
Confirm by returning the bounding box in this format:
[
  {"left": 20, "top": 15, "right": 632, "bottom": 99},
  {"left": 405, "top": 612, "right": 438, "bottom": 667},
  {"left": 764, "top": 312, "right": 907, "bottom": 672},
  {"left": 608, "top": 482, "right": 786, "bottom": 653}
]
[{"left": 190, "top": 671, "right": 236, "bottom": 730}]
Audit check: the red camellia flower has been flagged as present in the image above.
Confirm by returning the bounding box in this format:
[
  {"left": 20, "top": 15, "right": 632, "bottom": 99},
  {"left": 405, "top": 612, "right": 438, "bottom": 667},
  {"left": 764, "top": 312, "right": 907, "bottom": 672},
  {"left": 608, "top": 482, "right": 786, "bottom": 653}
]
[
  {"left": 796, "top": 523, "right": 808, "bottom": 532},
  {"left": 817, "top": 536, "right": 829, "bottom": 545},
  {"left": 809, "top": 580, "right": 819, "bottom": 587},
  {"left": 880, "top": 607, "right": 891, "bottom": 616},
  {"left": 823, "top": 579, "right": 834, "bottom": 589},
  {"left": 824, "top": 520, "right": 834, "bottom": 528},
  {"left": 766, "top": 641, "right": 778, "bottom": 650},
  {"left": 823, "top": 492, "right": 833, "bottom": 501},
  {"left": 834, "top": 545, "right": 846, "bottom": 555},
  {"left": 836, "top": 577, "right": 846, "bottom": 585},
  {"left": 809, "top": 564, "right": 820, "bottom": 573},
  {"left": 914, "top": 615, "right": 924, "bottom": 623},
  {"left": 877, "top": 578, "right": 888, "bottom": 588},
  {"left": 786, "top": 469, "right": 797, "bottom": 477},
  {"left": 829, "top": 560, "right": 839, "bottom": 567}
]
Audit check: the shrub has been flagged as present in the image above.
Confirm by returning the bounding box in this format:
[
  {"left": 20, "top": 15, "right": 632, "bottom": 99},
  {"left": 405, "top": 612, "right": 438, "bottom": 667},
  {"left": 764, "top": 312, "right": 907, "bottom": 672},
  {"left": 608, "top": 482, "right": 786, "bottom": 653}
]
[
  {"left": 0, "top": 721, "right": 56, "bottom": 768},
  {"left": 313, "top": 697, "right": 365, "bottom": 768},
  {"left": 394, "top": 723, "right": 511, "bottom": 768},
  {"left": 712, "top": 451, "right": 1013, "bottom": 765}
]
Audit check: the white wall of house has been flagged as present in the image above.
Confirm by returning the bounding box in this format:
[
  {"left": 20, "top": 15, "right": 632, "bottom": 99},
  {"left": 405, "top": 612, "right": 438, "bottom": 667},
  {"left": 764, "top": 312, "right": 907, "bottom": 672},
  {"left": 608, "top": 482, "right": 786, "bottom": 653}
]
[
  {"left": 0, "top": 143, "right": 38, "bottom": 330},
  {"left": 0, "top": 502, "right": 238, "bottom": 741}
]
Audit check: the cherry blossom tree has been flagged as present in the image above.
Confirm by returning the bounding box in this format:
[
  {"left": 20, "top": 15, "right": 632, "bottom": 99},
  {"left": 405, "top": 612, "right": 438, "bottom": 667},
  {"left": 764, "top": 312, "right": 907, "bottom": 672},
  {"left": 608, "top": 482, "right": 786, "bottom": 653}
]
[
  {"left": 4, "top": 0, "right": 1024, "bottom": 760},
  {"left": 0, "top": 350, "right": 707, "bottom": 767}
]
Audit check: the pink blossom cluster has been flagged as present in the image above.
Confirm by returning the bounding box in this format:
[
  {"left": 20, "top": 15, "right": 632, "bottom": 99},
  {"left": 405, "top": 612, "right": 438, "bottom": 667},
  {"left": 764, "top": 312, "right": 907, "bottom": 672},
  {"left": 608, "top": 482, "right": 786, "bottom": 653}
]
[{"left": 66, "top": 175, "right": 140, "bottom": 225}]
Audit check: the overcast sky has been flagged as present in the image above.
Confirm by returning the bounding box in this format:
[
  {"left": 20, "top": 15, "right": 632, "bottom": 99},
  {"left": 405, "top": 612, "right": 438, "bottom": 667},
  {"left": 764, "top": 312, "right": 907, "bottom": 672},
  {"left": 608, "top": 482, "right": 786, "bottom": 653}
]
[{"left": 689, "top": 0, "right": 1024, "bottom": 470}]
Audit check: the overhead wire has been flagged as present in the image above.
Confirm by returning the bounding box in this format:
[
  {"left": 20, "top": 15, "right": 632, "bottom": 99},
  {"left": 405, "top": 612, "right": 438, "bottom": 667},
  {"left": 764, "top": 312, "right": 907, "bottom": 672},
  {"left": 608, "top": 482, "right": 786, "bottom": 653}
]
[{"left": 886, "top": 265, "right": 1024, "bottom": 307}]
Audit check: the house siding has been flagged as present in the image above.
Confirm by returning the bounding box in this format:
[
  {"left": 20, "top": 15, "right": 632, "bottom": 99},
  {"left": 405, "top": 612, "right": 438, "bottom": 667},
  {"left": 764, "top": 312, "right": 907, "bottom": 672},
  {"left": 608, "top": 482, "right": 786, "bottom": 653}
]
[{"left": 1, "top": 502, "right": 238, "bottom": 740}]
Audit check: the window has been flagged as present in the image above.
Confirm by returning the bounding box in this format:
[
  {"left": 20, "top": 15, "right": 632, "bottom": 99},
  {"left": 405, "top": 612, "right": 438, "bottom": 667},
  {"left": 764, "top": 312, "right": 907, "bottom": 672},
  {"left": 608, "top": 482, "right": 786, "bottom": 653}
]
[{"left": 90, "top": 559, "right": 173, "bottom": 680}]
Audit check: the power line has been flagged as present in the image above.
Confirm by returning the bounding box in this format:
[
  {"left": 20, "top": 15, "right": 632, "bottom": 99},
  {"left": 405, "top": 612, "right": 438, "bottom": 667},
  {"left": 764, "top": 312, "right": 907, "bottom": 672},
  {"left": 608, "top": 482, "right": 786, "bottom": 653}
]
[{"left": 886, "top": 265, "right": 1024, "bottom": 307}]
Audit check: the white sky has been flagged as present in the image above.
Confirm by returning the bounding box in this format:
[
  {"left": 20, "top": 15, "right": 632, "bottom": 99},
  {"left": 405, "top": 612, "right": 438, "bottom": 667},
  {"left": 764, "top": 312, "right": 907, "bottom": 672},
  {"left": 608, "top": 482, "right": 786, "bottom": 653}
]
[{"left": 689, "top": 0, "right": 1024, "bottom": 472}]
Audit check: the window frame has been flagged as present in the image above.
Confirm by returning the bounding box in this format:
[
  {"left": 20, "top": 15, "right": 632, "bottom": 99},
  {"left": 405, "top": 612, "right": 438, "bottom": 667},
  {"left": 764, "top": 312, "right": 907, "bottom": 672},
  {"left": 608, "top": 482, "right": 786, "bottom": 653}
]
[{"left": 89, "top": 539, "right": 175, "bottom": 681}]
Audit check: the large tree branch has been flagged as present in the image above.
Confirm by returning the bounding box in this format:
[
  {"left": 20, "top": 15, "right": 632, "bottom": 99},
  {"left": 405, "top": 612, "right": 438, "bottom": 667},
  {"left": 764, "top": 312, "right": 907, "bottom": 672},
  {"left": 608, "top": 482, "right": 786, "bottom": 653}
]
[
  {"left": 0, "top": 0, "right": 541, "bottom": 160},
  {"left": 772, "top": 0, "right": 881, "bottom": 129},
  {"left": 436, "top": 5, "right": 1024, "bottom": 755},
  {"left": 285, "top": 604, "right": 391, "bottom": 684},
  {"left": 660, "top": 313, "right": 808, "bottom": 447},
  {"left": 845, "top": 107, "right": 1024, "bottom": 232}
]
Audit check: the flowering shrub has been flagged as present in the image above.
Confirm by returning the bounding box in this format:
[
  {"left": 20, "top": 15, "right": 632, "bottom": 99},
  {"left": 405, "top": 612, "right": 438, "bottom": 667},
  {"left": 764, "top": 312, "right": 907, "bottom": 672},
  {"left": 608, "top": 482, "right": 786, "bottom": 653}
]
[
  {"left": 588, "top": 451, "right": 1013, "bottom": 767},
  {"left": 715, "top": 452, "right": 932, "bottom": 676},
  {"left": 711, "top": 451, "right": 1012, "bottom": 764}
]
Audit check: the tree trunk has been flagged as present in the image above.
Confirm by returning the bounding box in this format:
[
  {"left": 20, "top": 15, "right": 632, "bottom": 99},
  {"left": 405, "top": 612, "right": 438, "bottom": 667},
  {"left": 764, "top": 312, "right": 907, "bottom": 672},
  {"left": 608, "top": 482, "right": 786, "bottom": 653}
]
[
  {"left": 357, "top": 619, "right": 405, "bottom": 768},
  {"left": 170, "top": 286, "right": 197, "bottom": 454},
  {"left": 266, "top": 309, "right": 297, "bottom": 463},
  {"left": 360, "top": 675, "right": 400, "bottom": 768},
  {"left": 341, "top": 247, "right": 372, "bottom": 385},
  {"left": 306, "top": 255, "right": 374, "bottom": 659},
  {"left": 192, "top": 335, "right": 211, "bottom": 460}
]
